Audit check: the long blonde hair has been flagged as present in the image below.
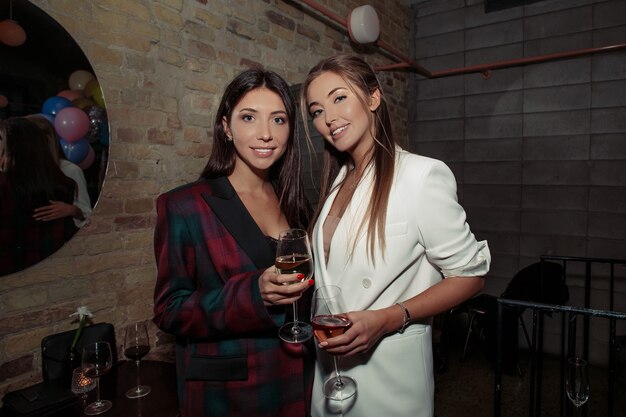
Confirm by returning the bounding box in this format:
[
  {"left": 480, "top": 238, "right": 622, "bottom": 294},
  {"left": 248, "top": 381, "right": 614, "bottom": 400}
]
[{"left": 301, "top": 54, "right": 396, "bottom": 262}]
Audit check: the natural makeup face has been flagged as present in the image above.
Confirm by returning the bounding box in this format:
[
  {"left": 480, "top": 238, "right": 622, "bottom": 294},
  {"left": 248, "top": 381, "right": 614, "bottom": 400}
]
[
  {"left": 223, "top": 87, "right": 290, "bottom": 177},
  {"left": 306, "top": 71, "right": 380, "bottom": 162}
]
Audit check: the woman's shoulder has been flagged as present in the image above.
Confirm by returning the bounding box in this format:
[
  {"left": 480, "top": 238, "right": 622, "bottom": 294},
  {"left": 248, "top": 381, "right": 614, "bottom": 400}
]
[
  {"left": 396, "top": 147, "right": 449, "bottom": 174},
  {"left": 158, "top": 177, "right": 233, "bottom": 204}
]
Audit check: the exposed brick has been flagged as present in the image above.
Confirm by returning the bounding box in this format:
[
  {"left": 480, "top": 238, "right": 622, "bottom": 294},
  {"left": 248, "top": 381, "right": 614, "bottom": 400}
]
[
  {"left": 265, "top": 10, "right": 295, "bottom": 31},
  {"left": 0, "top": 356, "right": 33, "bottom": 383}
]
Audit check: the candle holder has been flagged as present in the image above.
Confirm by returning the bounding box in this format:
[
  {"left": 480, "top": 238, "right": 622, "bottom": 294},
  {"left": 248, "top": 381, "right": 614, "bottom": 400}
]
[{"left": 71, "top": 367, "right": 96, "bottom": 402}]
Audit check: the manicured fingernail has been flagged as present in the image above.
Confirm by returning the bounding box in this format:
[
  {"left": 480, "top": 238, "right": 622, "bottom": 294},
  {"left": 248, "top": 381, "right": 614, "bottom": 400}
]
[
  {"left": 297, "top": 273, "right": 304, "bottom": 279},
  {"left": 319, "top": 341, "right": 328, "bottom": 348},
  {"left": 308, "top": 279, "right": 314, "bottom": 286}
]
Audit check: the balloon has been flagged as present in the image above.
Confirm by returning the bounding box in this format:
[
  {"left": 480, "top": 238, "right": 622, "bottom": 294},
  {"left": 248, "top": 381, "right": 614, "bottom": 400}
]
[
  {"left": 92, "top": 84, "right": 105, "bottom": 107},
  {"left": 0, "top": 20, "right": 26, "bottom": 47},
  {"left": 84, "top": 105, "right": 108, "bottom": 143},
  {"left": 57, "top": 89, "right": 84, "bottom": 101},
  {"left": 99, "top": 122, "right": 110, "bottom": 146},
  {"left": 83, "top": 79, "right": 99, "bottom": 98},
  {"left": 78, "top": 146, "right": 95, "bottom": 170},
  {"left": 0, "top": 94, "right": 7, "bottom": 108},
  {"left": 60, "top": 138, "right": 90, "bottom": 164},
  {"left": 72, "top": 98, "right": 95, "bottom": 109},
  {"left": 41, "top": 96, "right": 72, "bottom": 116},
  {"left": 68, "top": 70, "right": 94, "bottom": 91},
  {"left": 54, "top": 107, "right": 90, "bottom": 143}
]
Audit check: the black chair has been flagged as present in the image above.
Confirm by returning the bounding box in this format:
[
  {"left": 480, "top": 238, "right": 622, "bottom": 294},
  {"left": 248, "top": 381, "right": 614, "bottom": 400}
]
[
  {"left": 457, "top": 261, "right": 569, "bottom": 372},
  {"left": 41, "top": 322, "right": 117, "bottom": 383}
]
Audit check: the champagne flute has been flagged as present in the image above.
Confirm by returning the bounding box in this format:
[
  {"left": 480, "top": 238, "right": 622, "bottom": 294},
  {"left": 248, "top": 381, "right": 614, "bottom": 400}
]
[
  {"left": 82, "top": 341, "right": 113, "bottom": 415},
  {"left": 311, "top": 285, "right": 357, "bottom": 400},
  {"left": 124, "top": 322, "right": 151, "bottom": 398},
  {"left": 565, "top": 357, "right": 589, "bottom": 416},
  {"left": 276, "top": 228, "right": 314, "bottom": 343}
]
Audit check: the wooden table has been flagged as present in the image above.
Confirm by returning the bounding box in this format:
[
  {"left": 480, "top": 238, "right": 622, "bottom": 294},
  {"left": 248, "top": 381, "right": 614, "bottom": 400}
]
[{"left": 80, "top": 360, "right": 179, "bottom": 417}]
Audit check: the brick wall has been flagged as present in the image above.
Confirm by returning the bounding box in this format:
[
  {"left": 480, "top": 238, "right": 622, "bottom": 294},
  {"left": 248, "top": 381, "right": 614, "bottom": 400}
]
[
  {"left": 408, "top": 0, "right": 626, "bottom": 360},
  {"left": 0, "top": 0, "right": 410, "bottom": 398}
]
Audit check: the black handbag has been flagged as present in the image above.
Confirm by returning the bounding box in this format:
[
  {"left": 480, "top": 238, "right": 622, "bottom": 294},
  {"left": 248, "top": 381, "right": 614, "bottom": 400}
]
[
  {"left": 41, "top": 322, "right": 117, "bottom": 383},
  {"left": 1, "top": 381, "right": 78, "bottom": 417}
]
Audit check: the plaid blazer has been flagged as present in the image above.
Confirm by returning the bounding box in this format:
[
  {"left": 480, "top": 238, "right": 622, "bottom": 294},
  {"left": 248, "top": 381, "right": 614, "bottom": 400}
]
[{"left": 153, "top": 177, "right": 312, "bottom": 417}]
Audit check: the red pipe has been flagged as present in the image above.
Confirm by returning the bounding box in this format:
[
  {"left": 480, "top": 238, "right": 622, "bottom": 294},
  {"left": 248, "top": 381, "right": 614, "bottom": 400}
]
[
  {"left": 428, "top": 43, "right": 626, "bottom": 78},
  {"left": 297, "top": 0, "right": 626, "bottom": 79}
]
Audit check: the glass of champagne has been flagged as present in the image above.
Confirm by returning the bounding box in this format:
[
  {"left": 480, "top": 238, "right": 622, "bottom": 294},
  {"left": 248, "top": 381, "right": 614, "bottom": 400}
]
[
  {"left": 566, "top": 357, "right": 589, "bottom": 416},
  {"left": 311, "top": 285, "right": 357, "bottom": 400},
  {"left": 123, "top": 322, "right": 151, "bottom": 398},
  {"left": 81, "top": 341, "right": 113, "bottom": 415},
  {"left": 276, "top": 228, "right": 313, "bottom": 343}
]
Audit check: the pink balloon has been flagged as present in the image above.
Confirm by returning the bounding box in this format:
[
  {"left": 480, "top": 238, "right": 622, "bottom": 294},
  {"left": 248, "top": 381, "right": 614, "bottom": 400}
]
[
  {"left": 54, "top": 107, "right": 90, "bottom": 143},
  {"left": 57, "top": 89, "right": 84, "bottom": 101},
  {"left": 78, "top": 146, "right": 95, "bottom": 169}
]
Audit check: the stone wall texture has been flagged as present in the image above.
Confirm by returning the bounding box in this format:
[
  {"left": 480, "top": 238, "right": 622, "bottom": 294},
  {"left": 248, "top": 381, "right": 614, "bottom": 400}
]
[{"left": 0, "top": 0, "right": 410, "bottom": 398}]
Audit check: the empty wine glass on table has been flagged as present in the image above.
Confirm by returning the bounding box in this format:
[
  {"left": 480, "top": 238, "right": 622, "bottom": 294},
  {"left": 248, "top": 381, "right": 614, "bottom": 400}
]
[
  {"left": 276, "top": 228, "right": 313, "bottom": 343},
  {"left": 82, "top": 341, "right": 113, "bottom": 415},
  {"left": 311, "top": 285, "right": 357, "bottom": 400},
  {"left": 565, "top": 357, "right": 589, "bottom": 416},
  {"left": 124, "top": 322, "right": 151, "bottom": 398}
]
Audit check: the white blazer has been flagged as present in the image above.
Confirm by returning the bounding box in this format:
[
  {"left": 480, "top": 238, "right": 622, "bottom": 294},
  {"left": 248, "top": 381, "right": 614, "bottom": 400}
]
[{"left": 311, "top": 148, "right": 490, "bottom": 417}]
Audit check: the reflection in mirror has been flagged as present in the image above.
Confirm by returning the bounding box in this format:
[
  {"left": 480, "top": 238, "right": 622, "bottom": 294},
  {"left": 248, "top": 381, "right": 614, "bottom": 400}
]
[{"left": 0, "top": 0, "right": 109, "bottom": 276}]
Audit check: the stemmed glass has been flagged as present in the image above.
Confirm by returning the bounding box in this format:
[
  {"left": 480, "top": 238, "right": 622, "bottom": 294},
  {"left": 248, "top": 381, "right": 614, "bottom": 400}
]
[
  {"left": 276, "top": 228, "right": 314, "bottom": 343},
  {"left": 81, "top": 341, "right": 113, "bottom": 415},
  {"left": 71, "top": 367, "right": 96, "bottom": 403},
  {"left": 124, "top": 322, "right": 151, "bottom": 398},
  {"left": 311, "top": 285, "right": 357, "bottom": 400},
  {"left": 565, "top": 357, "right": 589, "bottom": 416}
]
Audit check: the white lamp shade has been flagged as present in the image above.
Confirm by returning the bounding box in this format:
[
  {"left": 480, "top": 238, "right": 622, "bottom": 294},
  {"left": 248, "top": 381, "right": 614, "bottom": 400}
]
[
  {"left": 0, "top": 19, "right": 26, "bottom": 46},
  {"left": 348, "top": 5, "right": 380, "bottom": 44}
]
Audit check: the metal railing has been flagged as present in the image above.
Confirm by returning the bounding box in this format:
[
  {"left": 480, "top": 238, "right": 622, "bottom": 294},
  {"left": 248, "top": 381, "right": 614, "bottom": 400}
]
[{"left": 494, "top": 298, "right": 626, "bottom": 417}]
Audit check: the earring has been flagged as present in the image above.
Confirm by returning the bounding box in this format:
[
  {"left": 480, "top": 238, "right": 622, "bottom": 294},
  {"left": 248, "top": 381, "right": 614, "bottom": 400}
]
[{"left": 226, "top": 135, "right": 233, "bottom": 142}]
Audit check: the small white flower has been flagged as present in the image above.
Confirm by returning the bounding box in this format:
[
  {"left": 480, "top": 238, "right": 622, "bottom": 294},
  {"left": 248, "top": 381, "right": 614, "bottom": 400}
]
[{"left": 70, "top": 306, "right": 93, "bottom": 320}]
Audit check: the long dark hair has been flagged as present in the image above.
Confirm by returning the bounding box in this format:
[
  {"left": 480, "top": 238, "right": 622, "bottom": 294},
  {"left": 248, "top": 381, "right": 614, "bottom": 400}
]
[
  {"left": 200, "top": 68, "right": 310, "bottom": 229},
  {"left": 1, "top": 117, "right": 76, "bottom": 211},
  {"left": 301, "top": 54, "right": 396, "bottom": 260}
]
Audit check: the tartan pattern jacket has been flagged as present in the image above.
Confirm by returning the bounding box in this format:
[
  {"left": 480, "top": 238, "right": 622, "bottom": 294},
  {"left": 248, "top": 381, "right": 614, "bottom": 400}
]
[{"left": 153, "top": 177, "right": 311, "bottom": 417}]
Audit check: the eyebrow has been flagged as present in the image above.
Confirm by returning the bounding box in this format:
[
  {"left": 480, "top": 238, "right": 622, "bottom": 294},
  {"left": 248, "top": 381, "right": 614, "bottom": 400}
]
[
  {"left": 237, "top": 107, "right": 287, "bottom": 116},
  {"left": 307, "top": 86, "right": 348, "bottom": 111}
]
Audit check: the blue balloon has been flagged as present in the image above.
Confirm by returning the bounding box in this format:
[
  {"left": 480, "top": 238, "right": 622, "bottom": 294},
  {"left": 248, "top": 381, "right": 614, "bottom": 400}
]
[
  {"left": 41, "top": 96, "right": 73, "bottom": 116},
  {"left": 60, "top": 138, "right": 90, "bottom": 164}
]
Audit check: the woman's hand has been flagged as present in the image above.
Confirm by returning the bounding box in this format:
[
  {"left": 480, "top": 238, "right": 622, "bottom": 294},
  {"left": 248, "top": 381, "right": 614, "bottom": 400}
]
[
  {"left": 33, "top": 200, "right": 83, "bottom": 221},
  {"left": 258, "top": 265, "right": 313, "bottom": 306},
  {"left": 317, "top": 308, "right": 396, "bottom": 357}
]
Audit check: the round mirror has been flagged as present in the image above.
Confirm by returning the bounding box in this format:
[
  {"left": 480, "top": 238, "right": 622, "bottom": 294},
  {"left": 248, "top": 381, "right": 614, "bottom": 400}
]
[{"left": 0, "top": 0, "right": 109, "bottom": 276}]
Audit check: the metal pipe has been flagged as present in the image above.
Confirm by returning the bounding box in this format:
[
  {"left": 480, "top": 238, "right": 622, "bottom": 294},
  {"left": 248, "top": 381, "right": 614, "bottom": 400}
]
[{"left": 296, "top": 0, "right": 626, "bottom": 79}]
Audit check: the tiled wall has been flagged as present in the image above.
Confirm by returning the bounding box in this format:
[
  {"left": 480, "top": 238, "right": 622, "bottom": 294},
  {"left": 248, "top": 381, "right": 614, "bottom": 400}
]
[{"left": 408, "top": 0, "right": 626, "bottom": 359}]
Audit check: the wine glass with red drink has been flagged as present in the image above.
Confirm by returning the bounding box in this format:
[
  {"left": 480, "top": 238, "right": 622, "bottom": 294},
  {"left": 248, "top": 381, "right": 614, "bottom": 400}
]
[
  {"left": 276, "top": 228, "right": 314, "bottom": 343},
  {"left": 123, "top": 322, "right": 151, "bottom": 398},
  {"left": 81, "top": 342, "right": 113, "bottom": 415},
  {"left": 311, "top": 285, "right": 357, "bottom": 400}
]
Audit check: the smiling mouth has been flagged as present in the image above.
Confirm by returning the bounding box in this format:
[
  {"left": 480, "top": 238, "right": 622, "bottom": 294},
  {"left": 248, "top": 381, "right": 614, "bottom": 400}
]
[
  {"left": 252, "top": 147, "right": 276, "bottom": 155},
  {"left": 331, "top": 125, "right": 348, "bottom": 137}
]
